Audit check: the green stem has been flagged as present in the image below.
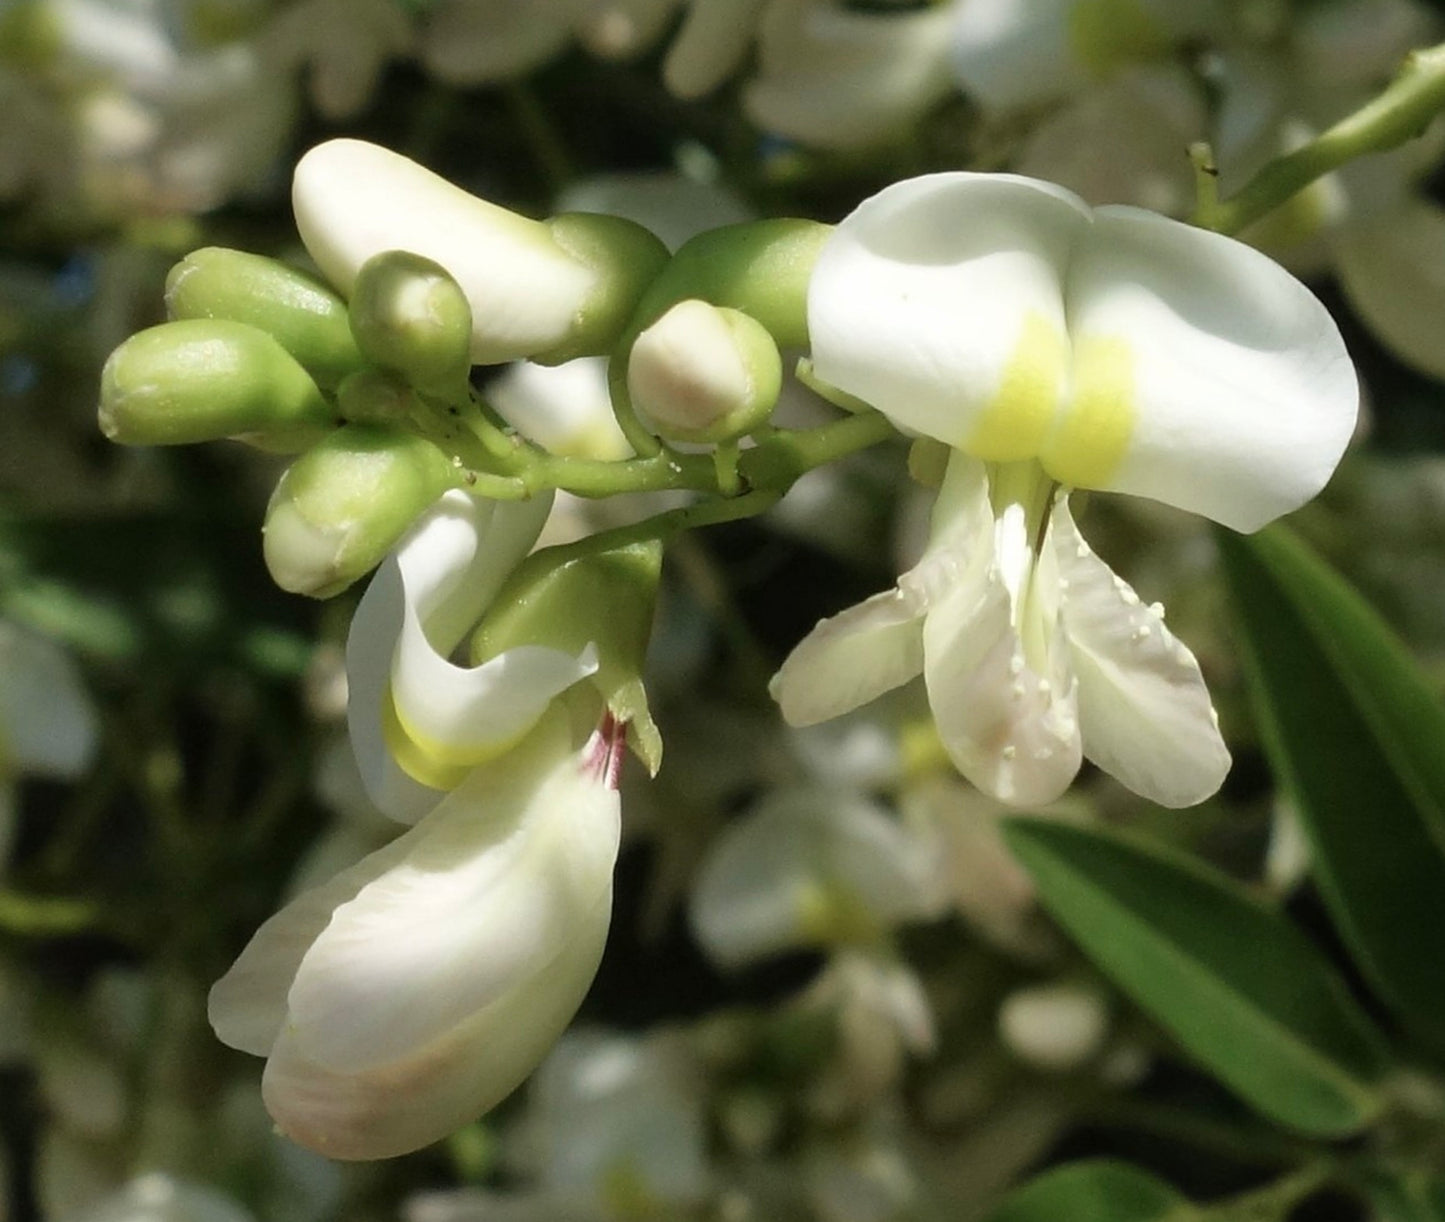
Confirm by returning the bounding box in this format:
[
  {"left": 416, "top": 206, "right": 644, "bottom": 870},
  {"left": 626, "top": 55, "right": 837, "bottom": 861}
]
[
  {"left": 737, "top": 409, "right": 897, "bottom": 490},
  {"left": 1194, "top": 40, "right": 1445, "bottom": 235},
  {"left": 531, "top": 489, "right": 783, "bottom": 570}
]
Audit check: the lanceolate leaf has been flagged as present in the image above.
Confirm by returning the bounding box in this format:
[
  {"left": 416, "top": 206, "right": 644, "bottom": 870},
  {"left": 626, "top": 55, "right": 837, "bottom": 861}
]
[
  {"left": 1217, "top": 524, "right": 1445, "bottom": 1052},
  {"left": 1003, "top": 818, "right": 1388, "bottom": 1137},
  {"left": 982, "top": 1159, "right": 1191, "bottom": 1222}
]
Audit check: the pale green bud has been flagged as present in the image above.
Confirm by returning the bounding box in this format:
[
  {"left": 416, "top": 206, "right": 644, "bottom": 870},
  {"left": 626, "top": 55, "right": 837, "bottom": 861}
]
[
  {"left": 99, "top": 319, "right": 334, "bottom": 450},
  {"left": 293, "top": 140, "right": 668, "bottom": 366},
  {"left": 263, "top": 425, "right": 458, "bottom": 598},
  {"left": 347, "top": 250, "right": 473, "bottom": 396},
  {"left": 627, "top": 299, "right": 781, "bottom": 443},
  {"left": 623, "top": 218, "right": 832, "bottom": 352},
  {"left": 471, "top": 539, "right": 663, "bottom": 774},
  {"left": 164, "top": 247, "right": 364, "bottom": 390}
]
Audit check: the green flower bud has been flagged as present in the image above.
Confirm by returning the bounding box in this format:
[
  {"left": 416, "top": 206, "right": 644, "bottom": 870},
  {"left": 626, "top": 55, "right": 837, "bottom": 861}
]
[
  {"left": 99, "top": 319, "right": 334, "bottom": 450},
  {"left": 627, "top": 299, "right": 781, "bottom": 443},
  {"left": 165, "top": 247, "right": 364, "bottom": 389},
  {"left": 471, "top": 539, "right": 663, "bottom": 774},
  {"left": 623, "top": 218, "right": 832, "bottom": 352},
  {"left": 538, "top": 212, "right": 670, "bottom": 364},
  {"left": 347, "top": 250, "right": 473, "bottom": 397},
  {"left": 263, "top": 424, "right": 459, "bottom": 599}
]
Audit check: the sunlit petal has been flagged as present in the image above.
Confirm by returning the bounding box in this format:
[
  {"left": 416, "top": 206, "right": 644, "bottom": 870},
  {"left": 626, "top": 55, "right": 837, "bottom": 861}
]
[
  {"left": 262, "top": 888, "right": 612, "bottom": 1161},
  {"left": 1053, "top": 501, "right": 1229, "bottom": 806},
  {"left": 346, "top": 491, "right": 578, "bottom": 820},
  {"left": 807, "top": 173, "right": 1088, "bottom": 455},
  {"left": 1055, "top": 206, "right": 1357, "bottom": 530},
  {"left": 208, "top": 831, "right": 410, "bottom": 1057},
  {"left": 921, "top": 515, "right": 1081, "bottom": 807},
  {"left": 285, "top": 715, "right": 619, "bottom": 1074},
  {"left": 293, "top": 140, "right": 597, "bottom": 363},
  {"left": 770, "top": 587, "right": 927, "bottom": 727}
]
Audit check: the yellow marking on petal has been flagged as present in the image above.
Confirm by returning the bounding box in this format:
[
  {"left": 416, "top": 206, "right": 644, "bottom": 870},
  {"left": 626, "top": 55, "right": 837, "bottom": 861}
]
[
  {"left": 1067, "top": 0, "right": 1169, "bottom": 78},
  {"left": 1041, "top": 334, "right": 1136, "bottom": 490},
  {"left": 380, "top": 688, "right": 519, "bottom": 791},
  {"left": 965, "top": 310, "right": 1064, "bottom": 462}
]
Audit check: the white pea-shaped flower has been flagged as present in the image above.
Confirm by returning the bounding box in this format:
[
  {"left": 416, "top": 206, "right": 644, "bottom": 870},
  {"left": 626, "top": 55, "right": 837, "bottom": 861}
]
[
  {"left": 773, "top": 173, "right": 1358, "bottom": 808},
  {"left": 345, "top": 489, "right": 599, "bottom": 823},
  {"left": 211, "top": 483, "right": 659, "bottom": 1158},
  {"left": 208, "top": 710, "right": 623, "bottom": 1160}
]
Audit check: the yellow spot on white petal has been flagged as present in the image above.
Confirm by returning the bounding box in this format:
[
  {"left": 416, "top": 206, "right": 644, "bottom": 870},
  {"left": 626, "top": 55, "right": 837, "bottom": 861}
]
[
  {"left": 965, "top": 310, "right": 1063, "bottom": 462},
  {"left": 381, "top": 688, "right": 513, "bottom": 790},
  {"left": 1042, "top": 333, "right": 1136, "bottom": 490}
]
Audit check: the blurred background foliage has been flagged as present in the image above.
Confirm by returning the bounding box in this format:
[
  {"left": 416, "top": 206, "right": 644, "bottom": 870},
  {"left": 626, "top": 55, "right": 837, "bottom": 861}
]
[{"left": 4, "top": 1, "right": 1445, "bottom": 1220}]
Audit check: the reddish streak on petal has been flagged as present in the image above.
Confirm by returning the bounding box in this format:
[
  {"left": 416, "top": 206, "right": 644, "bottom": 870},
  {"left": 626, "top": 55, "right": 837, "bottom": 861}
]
[{"left": 583, "top": 711, "right": 627, "bottom": 790}]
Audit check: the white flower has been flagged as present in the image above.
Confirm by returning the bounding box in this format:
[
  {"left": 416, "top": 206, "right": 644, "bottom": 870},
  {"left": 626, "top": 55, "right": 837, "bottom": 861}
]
[
  {"left": 742, "top": 0, "right": 956, "bottom": 150},
  {"left": 772, "top": 173, "right": 1357, "bottom": 807},
  {"left": 417, "top": 0, "right": 574, "bottom": 85},
  {"left": 689, "top": 787, "right": 946, "bottom": 966},
  {"left": 211, "top": 482, "right": 638, "bottom": 1158},
  {"left": 261, "top": 0, "right": 414, "bottom": 120},
  {"left": 950, "top": 0, "right": 1219, "bottom": 113},
  {"left": 208, "top": 709, "right": 622, "bottom": 1160},
  {"left": 345, "top": 489, "right": 598, "bottom": 824}
]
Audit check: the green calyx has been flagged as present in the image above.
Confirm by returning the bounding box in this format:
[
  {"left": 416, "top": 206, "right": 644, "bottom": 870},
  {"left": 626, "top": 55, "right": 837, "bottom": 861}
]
[
  {"left": 99, "top": 319, "right": 335, "bottom": 451},
  {"left": 539, "top": 212, "right": 672, "bottom": 364},
  {"left": 470, "top": 538, "right": 664, "bottom": 774},
  {"left": 621, "top": 218, "right": 833, "bottom": 352},
  {"left": 164, "top": 247, "right": 364, "bottom": 390}
]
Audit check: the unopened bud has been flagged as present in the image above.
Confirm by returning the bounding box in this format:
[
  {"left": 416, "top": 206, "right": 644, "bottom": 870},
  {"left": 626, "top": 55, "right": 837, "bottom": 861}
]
[
  {"left": 998, "top": 983, "right": 1109, "bottom": 1072},
  {"left": 263, "top": 424, "right": 458, "bottom": 598},
  {"left": 348, "top": 250, "right": 473, "bottom": 396},
  {"left": 293, "top": 139, "right": 667, "bottom": 365},
  {"left": 541, "top": 211, "right": 670, "bottom": 364},
  {"left": 471, "top": 539, "right": 663, "bottom": 773},
  {"left": 99, "top": 319, "right": 333, "bottom": 450},
  {"left": 164, "top": 247, "right": 364, "bottom": 389},
  {"left": 628, "top": 219, "right": 832, "bottom": 352},
  {"left": 628, "top": 299, "right": 781, "bottom": 442}
]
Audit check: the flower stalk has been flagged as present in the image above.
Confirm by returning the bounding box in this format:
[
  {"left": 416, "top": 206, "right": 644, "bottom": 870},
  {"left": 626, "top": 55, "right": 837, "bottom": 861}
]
[{"left": 1193, "top": 40, "right": 1445, "bottom": 236}]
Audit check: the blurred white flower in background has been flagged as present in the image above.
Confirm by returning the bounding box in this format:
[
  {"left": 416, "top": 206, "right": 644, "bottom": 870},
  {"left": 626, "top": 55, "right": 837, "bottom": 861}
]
[{"left": 0, "top": 620, "right": 98, "bottom": 873}]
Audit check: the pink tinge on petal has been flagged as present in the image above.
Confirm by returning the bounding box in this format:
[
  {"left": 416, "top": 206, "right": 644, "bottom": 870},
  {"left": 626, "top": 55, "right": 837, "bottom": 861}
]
[{"left": 584, "top": 710, "right": 628, "bottom": 791}]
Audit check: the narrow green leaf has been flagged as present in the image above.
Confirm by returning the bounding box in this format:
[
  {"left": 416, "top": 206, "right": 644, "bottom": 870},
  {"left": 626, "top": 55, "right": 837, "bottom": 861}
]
[
  {"left": 1002, "top": 818, "right": 1389, "bottom": 1137},
  {"left": 982, "top": 1160, "right": 1190, "bottom": 1222},
  {"left": 1217, "top": 524, "right": 1445, "bottom": 1050}
]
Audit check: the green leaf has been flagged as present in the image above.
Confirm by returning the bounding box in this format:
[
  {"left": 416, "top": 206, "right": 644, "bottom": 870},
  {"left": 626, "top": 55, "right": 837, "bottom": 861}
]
[
  {"left": 1002, "top": 818, "right": 1388, "bottom": 1137},
  {"left": 1217, "top": 524, "right": 1445, "bottom": 1051},
  {"left": 982, "top": 1160, "right": 1191, "bottom": 1222}
]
